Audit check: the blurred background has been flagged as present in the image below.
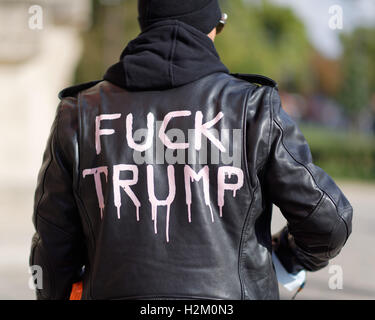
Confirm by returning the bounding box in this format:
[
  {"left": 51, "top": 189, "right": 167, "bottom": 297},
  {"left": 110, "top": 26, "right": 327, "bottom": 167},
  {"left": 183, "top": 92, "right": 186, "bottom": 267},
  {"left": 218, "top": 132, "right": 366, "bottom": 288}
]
[{"left": 0, "top": 0, "right": 374, "bottom": 299}]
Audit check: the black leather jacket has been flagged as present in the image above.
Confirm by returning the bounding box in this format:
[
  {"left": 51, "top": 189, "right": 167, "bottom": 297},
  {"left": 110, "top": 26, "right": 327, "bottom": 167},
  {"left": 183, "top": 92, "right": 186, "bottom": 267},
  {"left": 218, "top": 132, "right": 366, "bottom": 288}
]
[{"left": 30, "top": 20, "right": 352, "bottom": 300}]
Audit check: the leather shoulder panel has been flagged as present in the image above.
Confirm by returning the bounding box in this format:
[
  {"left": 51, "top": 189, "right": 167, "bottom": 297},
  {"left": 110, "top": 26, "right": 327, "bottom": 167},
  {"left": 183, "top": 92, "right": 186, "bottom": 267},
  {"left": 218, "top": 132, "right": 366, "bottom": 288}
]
[
  {"left": 230, "top": 73, "right": 278, "bottom": 90},
  {"left": 58, "top": 80, "right": 103, "bottom": 100}
]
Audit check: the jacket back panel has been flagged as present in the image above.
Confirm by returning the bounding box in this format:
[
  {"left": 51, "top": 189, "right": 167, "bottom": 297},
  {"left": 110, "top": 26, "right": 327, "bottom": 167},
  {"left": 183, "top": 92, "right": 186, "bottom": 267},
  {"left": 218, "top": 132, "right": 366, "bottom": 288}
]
[{"left": 75, "top": 72, "right": 278, "bottom": 299}]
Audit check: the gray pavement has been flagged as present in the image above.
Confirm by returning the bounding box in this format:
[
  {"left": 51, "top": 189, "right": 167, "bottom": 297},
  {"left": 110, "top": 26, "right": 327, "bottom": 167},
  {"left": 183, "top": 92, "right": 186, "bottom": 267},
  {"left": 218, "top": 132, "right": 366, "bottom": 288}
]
[{"left": 0, "top": 181, "right": 374, "bottom": 300}]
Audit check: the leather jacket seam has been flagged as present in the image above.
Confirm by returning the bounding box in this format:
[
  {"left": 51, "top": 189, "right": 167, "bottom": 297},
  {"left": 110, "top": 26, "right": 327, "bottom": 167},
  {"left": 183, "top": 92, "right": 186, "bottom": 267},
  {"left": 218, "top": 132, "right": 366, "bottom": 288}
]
[
  {"left": 34, "top": 113, "right": 60, "bottom": 232},
  {"left": 258, "top": 87, "right": 275, "bottom": 193},
  {"left": 238, "top": 85, "right": 257, "bottom": 299},
  {"left": 326, "top": 217, "right": 342, "bottom": 259},
  {"left": 241, "top": 86, "right": 257, "bottom": 191},
  {"left": 36, "top": 213, "right": 76, "bottom": 239},
  {"left": 327, "top": 204, "right": 352, "bottom": 258},
  {"left": 255, "top": 87, "right": 274, "bottom": 180},
  {"left": 34, "top": 166, "right": 52, "bottom": 231},
  {"left": 76, "top": 92, "right": 96, "bottom": 244},
  {"left": 76, "top": 93, "right": 83, "bottom": 194},
  {"left": 55, "top": 100, "right": 75, "bottom": 181},
  {"left": 238, "top": 181, "right": 259, "bottom": 300},
  {"left": 288, "top": 193, "right": 325, "bottom": 229},
  {"left": 61, "top": 95, "right": 94, "bottom": 299},
  {"left": 273, "top": 119, "right": 326, "bottom": 208},
  {"left": 267, "top": 88, "right": 276, "bottom": 160},
  {"left": 76, "top": 91, "right": 96, "bottom": 300},
  {"left": 238, "top": 86, "right": 273, "bottom": 299}
]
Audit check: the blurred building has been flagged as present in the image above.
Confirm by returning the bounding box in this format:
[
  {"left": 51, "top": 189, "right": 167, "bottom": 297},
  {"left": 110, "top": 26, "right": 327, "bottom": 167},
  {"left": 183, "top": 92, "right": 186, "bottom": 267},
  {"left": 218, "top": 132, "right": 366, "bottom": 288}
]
[{"left": 0, "top": 0, "right": 91, "bottom": 188}]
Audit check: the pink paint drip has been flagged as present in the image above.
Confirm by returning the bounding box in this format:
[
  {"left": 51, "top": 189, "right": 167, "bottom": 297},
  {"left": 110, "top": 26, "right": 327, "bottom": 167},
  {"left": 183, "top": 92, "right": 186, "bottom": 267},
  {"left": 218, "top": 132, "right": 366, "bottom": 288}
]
[
  {"left": 208, "top": 204, "right": 214, "bottom": 222},
  {"left": 84, "top": 164, "right": 245, "bottom": 243},
  {"left": 184, "top": 165, "right": 213, "bottom": 224},
  {"left": 188, "top": 204, "right": 192, "bottom": 223},
  {"left": 166, "top": 204, "right": 171, "bottom": 243},
  {"left": 82, "top": 166, "right": 108, "bottom": 220},
  {"left": 218, "top": 167, "right": 244, "bottom": 218},
  {"left": 113, "top": 164, "right": 141, "bottom": 221},
  {"left": 147, "top": 165, "right": 176, "bottom": 242},
  {"left": 152, "top": 205, "right": 157, "bottom": 234}
]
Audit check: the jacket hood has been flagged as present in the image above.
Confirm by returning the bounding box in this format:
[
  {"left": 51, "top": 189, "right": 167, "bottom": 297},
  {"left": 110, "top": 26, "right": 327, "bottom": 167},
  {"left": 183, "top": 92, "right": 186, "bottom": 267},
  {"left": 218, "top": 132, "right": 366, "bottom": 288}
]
[{"left": 103, "top": 20, "right": 229, "bottom": 91}]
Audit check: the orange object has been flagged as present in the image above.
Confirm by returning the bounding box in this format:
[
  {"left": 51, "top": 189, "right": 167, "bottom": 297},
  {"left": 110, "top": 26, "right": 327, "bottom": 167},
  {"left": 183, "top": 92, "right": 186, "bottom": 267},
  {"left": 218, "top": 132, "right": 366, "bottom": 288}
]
[{"left": 69, "top": 281, "right": 83, "bottom": 300}]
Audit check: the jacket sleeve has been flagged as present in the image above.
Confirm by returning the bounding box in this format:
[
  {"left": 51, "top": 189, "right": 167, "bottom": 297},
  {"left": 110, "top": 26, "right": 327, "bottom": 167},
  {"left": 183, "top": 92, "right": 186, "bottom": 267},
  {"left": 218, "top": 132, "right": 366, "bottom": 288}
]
[
  {"left": 29, "top": 98, "right": 85, "bottom": 300},
  {"left": 265, "top": 88, "right": 353, "bottom": 273}
]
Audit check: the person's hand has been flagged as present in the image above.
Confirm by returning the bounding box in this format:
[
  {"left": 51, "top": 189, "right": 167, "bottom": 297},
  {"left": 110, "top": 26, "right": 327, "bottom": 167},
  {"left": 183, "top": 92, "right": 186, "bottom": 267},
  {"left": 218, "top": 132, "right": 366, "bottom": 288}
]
[{"left": 271, "top": 226, "right": 305, "bottom": 274}]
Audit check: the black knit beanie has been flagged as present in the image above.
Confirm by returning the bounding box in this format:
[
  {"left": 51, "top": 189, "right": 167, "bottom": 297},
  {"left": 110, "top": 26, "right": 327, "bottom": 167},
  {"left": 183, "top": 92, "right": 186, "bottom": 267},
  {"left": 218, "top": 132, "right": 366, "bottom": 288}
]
[{"left": 138, "top": 0, "right": 222, "bottom": 34}]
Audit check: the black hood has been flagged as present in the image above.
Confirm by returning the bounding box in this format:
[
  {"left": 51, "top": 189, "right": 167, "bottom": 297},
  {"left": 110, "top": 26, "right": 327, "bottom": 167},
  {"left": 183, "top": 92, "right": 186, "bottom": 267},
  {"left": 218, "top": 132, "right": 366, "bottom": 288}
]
[{"left": 103, "top": 20, "right": 229, "bottom": 91}]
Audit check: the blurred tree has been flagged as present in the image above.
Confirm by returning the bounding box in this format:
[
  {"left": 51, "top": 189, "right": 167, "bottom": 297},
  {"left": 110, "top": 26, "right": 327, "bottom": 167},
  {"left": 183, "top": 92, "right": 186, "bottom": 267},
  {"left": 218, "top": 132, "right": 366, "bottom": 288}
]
[
  {"left": 216, "top": 0, "right": 314, "bottom": 93},
  {"left": 75, "top": 0, "right": 139, "bottom": 83},
  {"left": 311, "top": 50, "right": 341, "bottom": 97},
  {"left": 337, "top": 27, "right": 375, "bottom": 127}
]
